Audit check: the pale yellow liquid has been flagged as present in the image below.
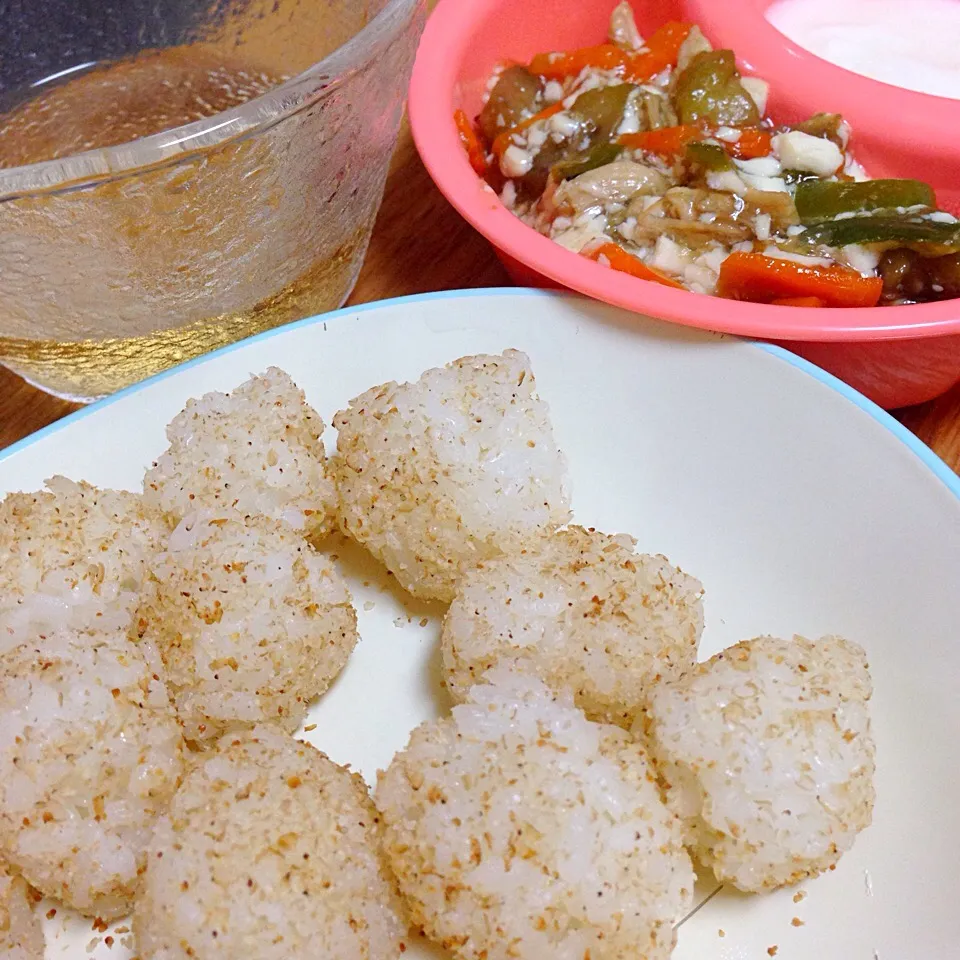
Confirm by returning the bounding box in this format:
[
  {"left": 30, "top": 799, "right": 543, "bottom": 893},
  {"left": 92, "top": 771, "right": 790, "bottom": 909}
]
[
  {"left": 0, "top": 47, "right": 360, "bottom": 401},
  {"left": 0, "top": 229, "right": 368, "bottom": 401}
]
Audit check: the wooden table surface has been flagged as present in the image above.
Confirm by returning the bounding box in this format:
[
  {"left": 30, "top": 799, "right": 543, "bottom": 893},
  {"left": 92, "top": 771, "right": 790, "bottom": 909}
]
[{"left": 2, "top": 123, "right": 960, "bottom": 474}]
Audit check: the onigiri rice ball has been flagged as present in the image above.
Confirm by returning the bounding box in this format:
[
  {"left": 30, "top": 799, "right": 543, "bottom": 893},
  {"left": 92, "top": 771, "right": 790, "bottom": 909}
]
[
  {"left": 441, "top": 526, "right": 704, "bottom": 726},
  {"left": 643, "top": 634, "right": 876, "bottom": 891},
  {"left": 134, "top": 726, "right": 407, "bottom": 960},
  {"left": 0, "top": 619, "right": 184, "bottom": 918},
  {"left": 143, "top": 368, "right": 336, "bottom": 541},
  {"left": 333, "top": 350, "right": 570, "bottom": 602},
  {"left": 0, "top": 477, "right": 166, "bottom": 614},
  {"left": 137, "top": 510, "right": 358, "bottom": 741},
  {"left": 376, "top": 666, "right": 694, "bottom": 960},
  {"left": 0, "top": 864, "right": 43, "bottom": 960}
]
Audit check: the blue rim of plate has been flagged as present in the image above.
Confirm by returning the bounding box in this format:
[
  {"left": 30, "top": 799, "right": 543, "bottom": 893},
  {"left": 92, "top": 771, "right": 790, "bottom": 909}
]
[{"left": 2, "top": 288, "right": 958, "bottom": 502}]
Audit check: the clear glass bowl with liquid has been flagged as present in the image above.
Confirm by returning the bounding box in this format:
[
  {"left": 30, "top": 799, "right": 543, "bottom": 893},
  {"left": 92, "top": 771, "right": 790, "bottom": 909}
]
[{"left": 0, "top": 0, "right": 426, "bottom": 401}]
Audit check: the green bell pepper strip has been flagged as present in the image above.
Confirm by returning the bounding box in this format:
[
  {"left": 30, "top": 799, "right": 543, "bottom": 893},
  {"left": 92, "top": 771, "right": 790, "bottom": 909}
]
[
  {"left": 685, "top": 140, "right": 734, "bottom": 172},
  {"left": 795, "top": 179, "right": 937, "bottom": 224},
  {"left": 569, "top": 84, "right": 638, "bottom": 142},
  {"left": 551, "top": 142, "right": 624, "bottom": 181},
  {"left": 806, "top": 216, "right": 960, "bottom": 251},
  {"left": 674, "top": 51, "right": 760, "bottom": 127}
]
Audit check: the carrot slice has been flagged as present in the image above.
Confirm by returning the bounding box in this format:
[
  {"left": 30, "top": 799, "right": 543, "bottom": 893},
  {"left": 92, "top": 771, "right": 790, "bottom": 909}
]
[
  {"left": 623, "top": 21, "right": 695, "bottom": 81},
  {"left": 529, "top": 44, "right": 630, "bottom": 81},
  {"left": 586, "top": 243, "right": 684, "bottom": 289},
  {"left": 770, "top": 296, "right": 827, "bottom": 308},
  {"left": 454, "top": 109, "right": 489, "bottom": 176},
  {"left": 727, "top": 128, "right": 772, "bottom": 160},
  {"left": 718, "top": 252, "right": 882, "bottom": 308},
  {"left": 529, "top": 23, "right": 694, "bottom": 82},
  {"left": 620, "top": 124, "right": 772, "bottom": 161},
  {"left": 491, "top": 102, "right": 565, "bottom": 159},
  {"left": 644, "top": 20, "right": 696, "bottom": 59},
  {"left": 618, "top": 124, "right": 704, "bottom": 156}
]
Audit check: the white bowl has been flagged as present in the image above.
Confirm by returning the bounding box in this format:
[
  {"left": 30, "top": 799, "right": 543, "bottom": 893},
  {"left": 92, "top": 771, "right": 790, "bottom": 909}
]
[{"left": 2, "top": 289, "right": 958, "bottom": 959}]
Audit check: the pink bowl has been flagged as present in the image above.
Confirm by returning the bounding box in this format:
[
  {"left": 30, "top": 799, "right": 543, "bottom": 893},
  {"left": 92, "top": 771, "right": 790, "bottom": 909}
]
[{"left": 408, "top": 0, "right": 960, "bottom": 408}]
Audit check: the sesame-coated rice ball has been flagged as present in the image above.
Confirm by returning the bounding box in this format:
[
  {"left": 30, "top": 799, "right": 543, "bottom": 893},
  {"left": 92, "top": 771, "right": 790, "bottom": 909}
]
[
  {"left": 0, "top": 619, "right": 184, "bottom": 919},
  {"left": 0, "top": 863, "right": 43, "bottom": 960},
  {"left": 376, "top": 666, "right": 694, "bottom": 960},
  {"left": 0, "top": 476, "right": 166, "bottom": 614},
  {"left": 333, "top": 350, "right": 570, "bottom": 602},
  {"left": 137, "top": 511, "right": 358, "bottom": 742},
  {"left": 143, "top": 368, "right": 336, "bottom": 541},
  {"left": 643, "top": 634, "right": 876, "bottom": 892},
  {"left": 134, "top": 727, "right": 407, "bottom": 960},
  {"left": 441, "top": 527, "right": 704, "bottom": 727}
]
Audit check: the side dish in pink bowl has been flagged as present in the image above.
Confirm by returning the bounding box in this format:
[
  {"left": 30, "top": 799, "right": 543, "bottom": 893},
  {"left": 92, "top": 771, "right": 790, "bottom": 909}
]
[{"left": 409, "top": 0, "right": 960, "bottom": 407}]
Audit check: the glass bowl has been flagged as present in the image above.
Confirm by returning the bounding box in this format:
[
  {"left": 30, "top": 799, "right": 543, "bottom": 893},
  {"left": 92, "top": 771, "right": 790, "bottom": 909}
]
[{"left": 0, "top": 0, "right": 427, "bottom": 401}]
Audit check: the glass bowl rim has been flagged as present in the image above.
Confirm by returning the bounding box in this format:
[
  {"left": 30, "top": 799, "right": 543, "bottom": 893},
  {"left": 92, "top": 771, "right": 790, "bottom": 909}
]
[{"left": 0, "top": 0, "right": 422, "bottom": 199}]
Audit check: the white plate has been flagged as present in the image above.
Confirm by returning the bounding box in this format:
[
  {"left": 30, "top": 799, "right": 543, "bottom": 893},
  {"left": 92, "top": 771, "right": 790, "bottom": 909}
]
[{"left": 2, "top": 290, "right": 959, "bottom": 960}]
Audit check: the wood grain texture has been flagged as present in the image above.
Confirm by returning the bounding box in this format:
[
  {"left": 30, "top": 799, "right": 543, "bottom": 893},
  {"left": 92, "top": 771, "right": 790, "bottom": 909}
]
[{"left": 1, "top": 123, "right": 958, "bottom": 477}]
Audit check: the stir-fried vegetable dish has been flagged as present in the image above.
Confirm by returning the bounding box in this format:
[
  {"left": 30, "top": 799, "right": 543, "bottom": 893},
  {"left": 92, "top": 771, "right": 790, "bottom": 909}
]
[{"left": 456, "top": 1, "right": 960, "bottom": 306}]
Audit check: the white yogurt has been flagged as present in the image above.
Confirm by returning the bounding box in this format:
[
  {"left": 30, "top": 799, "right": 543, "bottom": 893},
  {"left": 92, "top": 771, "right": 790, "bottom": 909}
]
[{"left": 767, "top": 0, "right": 960, "bottom": 100}]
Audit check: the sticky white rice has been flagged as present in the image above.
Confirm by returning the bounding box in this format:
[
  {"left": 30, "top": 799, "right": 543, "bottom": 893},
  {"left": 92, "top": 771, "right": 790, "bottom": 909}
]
[
  {"left": 333, "top": 350, "right": 570, "bottom": 602},
  {"left": 441, "top": 526, "right": 704, "bottom": 726},
  {"left": 0, "top": 620, "right": 184, "bottom": 918},
  {"left": 0, "top": 477, "right": 166, "bottom": 615},
  {"left": 0, "top": 863, "right": 43, "bottom": 960},
  {"left": 376, "top": 666, "right": 694, "bottom": 960},
  {"left": 643, "top": 634, "right": 876, "bottom": 891},
  {"left": 144, "top": 368, "right": 336, "bottom": 541},
  {"left": 135, "top": 727, "right": 407, "bottom": 960},
  {"left": 137, "top": 510, "right": 358, "bottom": 742}
]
